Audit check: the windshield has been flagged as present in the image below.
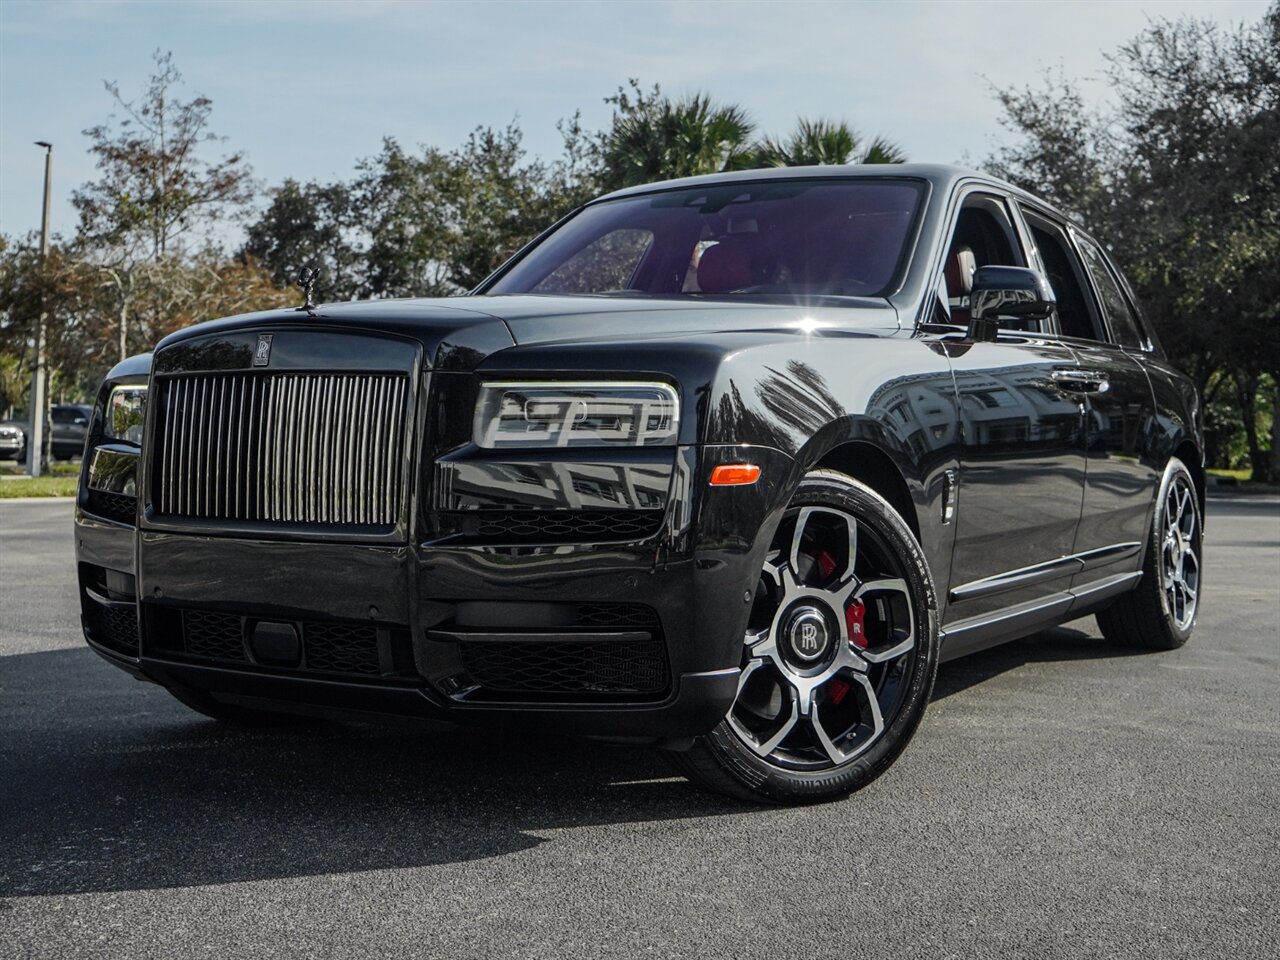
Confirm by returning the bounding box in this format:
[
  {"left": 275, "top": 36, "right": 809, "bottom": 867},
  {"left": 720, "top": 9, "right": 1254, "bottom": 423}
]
[{"left": 485, "top": 178, "right": 924, "bottom": 300}]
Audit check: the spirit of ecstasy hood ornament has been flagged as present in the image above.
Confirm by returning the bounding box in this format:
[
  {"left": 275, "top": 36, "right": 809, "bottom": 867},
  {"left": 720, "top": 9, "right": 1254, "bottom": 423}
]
[{"left": 295, "top": 267, "right": 320, "bottom": 314}]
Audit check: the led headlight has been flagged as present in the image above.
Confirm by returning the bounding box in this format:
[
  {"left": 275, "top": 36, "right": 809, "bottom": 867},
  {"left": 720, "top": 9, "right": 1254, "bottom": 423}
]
[
  {"left": 474, "top": 382, "right": 679, "bottom": 449},
  {"left": 103, "top": 385, "right": 148, "bottom": 446}
]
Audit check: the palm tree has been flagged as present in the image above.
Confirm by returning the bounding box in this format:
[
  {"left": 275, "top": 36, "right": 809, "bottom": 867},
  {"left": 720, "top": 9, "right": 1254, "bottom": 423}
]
[
  {"left": 753, "top": 119, "right": 906, "bottom": 167},
  {"left": 602, "top": 83, "right": 755, "bottom": 190}
]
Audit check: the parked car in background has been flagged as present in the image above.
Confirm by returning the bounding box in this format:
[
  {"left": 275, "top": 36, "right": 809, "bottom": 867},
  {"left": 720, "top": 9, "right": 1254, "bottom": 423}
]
[
  {"left": 0, "top": 419, "right": 26, "bottom": 461},
  {"left": 0, "top": 405, "right": 93, "bottom": 464},
  {"left": 50, "top": 404, "right": 93, "bottom": 461},
  {"left": 73, "top": 164, "right": 1202, "bottom": 804}
]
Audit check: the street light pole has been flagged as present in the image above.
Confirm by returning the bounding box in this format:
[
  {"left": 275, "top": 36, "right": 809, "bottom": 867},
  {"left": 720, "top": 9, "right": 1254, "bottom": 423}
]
[{"left": 28, "top": 141, "right": 52, "bottom": 478}]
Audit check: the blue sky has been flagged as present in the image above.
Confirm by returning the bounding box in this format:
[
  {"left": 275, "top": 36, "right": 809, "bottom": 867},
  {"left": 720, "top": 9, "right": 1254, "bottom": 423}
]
[{"left": 0, "top": 0, "right": 1268, "bottom": 245}]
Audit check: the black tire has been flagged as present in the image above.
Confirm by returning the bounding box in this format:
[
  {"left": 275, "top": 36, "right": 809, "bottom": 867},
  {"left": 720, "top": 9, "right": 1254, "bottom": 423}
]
[
  {"left": 166, "top": 684, "right": 318, "bottom": 726},
  {"left": 1097, "top": 457, "right": 1202, "bottom": 651},
  {"left": 668, "top": 470, "right": 939, "bottom": 804}
]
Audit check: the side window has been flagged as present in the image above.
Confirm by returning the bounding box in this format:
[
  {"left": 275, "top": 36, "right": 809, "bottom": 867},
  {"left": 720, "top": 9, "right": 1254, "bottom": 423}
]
[
  {"left": 1020, "top": 209, "right": 1104, "bottom": 342},
  {"left": 1077, "top": 236, "right": 1146, "bottom": 350},
  {"left": 938, "top": 194, "right": 1027, "bottom": 328}
]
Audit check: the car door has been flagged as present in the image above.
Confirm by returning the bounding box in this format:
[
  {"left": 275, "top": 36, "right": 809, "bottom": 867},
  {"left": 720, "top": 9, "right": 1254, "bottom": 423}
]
[
  {"left": 1014, "top": 205, "right": 1159, "bottom": 586},
  {"left": 936, "top": 189, "right": 1089, "bottom": 623},
  {"left": 1067, "top": 230, "right": 1161, "bottom": 573}
]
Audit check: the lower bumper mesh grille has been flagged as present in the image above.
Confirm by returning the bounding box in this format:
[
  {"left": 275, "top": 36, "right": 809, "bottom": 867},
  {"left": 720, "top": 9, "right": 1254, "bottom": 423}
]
[
  {"left": 304, "top": 622, "right": 381, "bottom": 675},
  {"left": 177, "top": 609, "right": 400, "bottom": 679},
  {"left": 459, "top": 638, "right": 669, "bottom": 697},
  {"left": 86, "top": 490, "right": 138, "bottom": 525},
  {"left": 446, "top": 602, "right": 669, "bottom": 700},
  {"left": 90, "top": 601, "right": 139, "bottom": 657},
  {"left": 183, "top": 610, "right": 247, "bottom": 662}
]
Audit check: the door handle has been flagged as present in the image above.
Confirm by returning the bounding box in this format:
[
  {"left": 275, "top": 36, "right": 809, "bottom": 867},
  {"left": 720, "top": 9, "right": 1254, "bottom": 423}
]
[{"left": 1051, "top": 368, "right": 1110, "bottom": 394}]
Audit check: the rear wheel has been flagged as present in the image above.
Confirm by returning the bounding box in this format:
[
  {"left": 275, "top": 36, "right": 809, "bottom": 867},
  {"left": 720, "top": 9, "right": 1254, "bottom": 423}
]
[
  {"left": 669, "top": 470, "right": 939, "bottom": 804},
  {"left": 1097, "top": 457, "right": 1201, "bottom": 650}
]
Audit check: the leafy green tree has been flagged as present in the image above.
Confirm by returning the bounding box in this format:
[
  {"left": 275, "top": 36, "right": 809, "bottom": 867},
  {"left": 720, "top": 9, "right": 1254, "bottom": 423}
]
[
  {"left": 753, "top": 118, "right": 905, "bottom": 167},
  {"left": 0, "top": 234, "right": 117, "bottom": 402},
  {"left": 353, "top": 137, "right": 465, "bottom": 298},
  {"left": 353, "top": 119, "right": 600, "bottom": 298},
  {"left": 987, "top": 4, "right": 1280, "bottom": 480},
  {"left": 75, "top": 50, "right": 254, "bottom": 260},
  {"left": 242, "top": 179, "right": 362, "bottom": 302},
  {"left": 600, "top": 81, "right": 754, "bottom": 190},
  {"left": 73, "top": 50, "right": 257, "bottom": 360}
]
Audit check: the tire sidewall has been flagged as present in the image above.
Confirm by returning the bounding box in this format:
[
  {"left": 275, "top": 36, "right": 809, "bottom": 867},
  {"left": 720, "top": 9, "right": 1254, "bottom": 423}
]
[
  {"left": 700, "top": 471, "right": 939, "bottom": 803},
  {"left": 1151, "top": 457, "right": 1202, "bottom": 643}
]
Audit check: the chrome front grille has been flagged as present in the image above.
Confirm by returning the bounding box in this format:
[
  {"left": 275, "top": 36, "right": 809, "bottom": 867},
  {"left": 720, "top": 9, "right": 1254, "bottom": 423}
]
[{"left": 152, "top": 372, "right": 409, "bottom": 527}]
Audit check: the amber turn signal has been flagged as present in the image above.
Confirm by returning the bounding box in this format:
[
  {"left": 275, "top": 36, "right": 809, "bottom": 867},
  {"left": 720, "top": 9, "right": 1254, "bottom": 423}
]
[{"left": 709, "top": 464, "right": 761, "bottom": 486}]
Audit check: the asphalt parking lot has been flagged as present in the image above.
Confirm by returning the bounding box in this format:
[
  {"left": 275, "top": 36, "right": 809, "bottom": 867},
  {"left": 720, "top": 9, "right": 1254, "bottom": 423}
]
[{"left": 1, "top": 497, "right": 1276, "bottom": 959}]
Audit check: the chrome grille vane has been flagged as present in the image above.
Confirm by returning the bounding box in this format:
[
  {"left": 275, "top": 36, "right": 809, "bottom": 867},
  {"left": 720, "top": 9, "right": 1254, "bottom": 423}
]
[{"left": 152, "top": 371, "right": 408, "bottom": 527}]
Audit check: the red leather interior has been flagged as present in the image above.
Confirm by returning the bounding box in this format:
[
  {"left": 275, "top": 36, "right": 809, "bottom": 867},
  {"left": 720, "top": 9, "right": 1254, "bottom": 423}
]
[
  {"left": 697, "top": 238, "right": 755, "bottom": 292},
  {"left": 944, "top": 246, "right": 976, "bottom": 298}
]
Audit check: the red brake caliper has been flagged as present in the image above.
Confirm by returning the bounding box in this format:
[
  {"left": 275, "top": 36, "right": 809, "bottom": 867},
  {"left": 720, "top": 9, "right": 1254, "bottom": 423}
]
[
  {"left": 817, "top": 547, "right": 865, "bottom": 708},
  {"left": 829, "top": 603, "right": 866, "bottom": 706},
  {"left": 845, "top": 598, "right": 868, "bottom": 650},
  {"left": 814, "top": 549, "right": 837, "bottom": 581}
]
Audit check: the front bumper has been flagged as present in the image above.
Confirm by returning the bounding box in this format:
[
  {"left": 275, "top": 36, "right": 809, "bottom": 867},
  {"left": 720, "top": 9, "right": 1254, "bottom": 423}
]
[{"left": 75, "top": 442, "right": 794, "bottom": 741}]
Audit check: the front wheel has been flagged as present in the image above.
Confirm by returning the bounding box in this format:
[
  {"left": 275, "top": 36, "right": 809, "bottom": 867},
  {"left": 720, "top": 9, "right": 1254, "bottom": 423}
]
[{"left": 669, "top": 470, "right": 939, "bottom": 804}]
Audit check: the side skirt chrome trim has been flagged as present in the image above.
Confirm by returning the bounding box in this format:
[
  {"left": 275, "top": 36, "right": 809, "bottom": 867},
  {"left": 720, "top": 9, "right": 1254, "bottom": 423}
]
[
  {"left": 948, "top": 541, "right": 1143, "bottom": 603},
  {"left": 1076, "top": 542, "right": 1142, "bottom": 572},
  {"left": 1066, "top": 570, "right": 1143, "bottom": 613},
  {"left": 939, "top": 593, "right": 1074, "bottom": 662},
  {"left": 949, "top": 557, "right": 1082, "bottom": 603},
  {"left": 939, "top": 569, "right": 1145, "bottom": 663}
]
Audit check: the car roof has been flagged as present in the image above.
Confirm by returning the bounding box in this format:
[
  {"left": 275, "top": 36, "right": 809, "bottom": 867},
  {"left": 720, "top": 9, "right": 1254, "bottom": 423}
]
[{"left": 594, "top": 162, "right": 1077, "bottom": 225}]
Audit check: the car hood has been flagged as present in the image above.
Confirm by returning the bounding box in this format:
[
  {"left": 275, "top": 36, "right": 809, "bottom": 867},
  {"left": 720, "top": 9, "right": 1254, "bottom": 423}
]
[{"left": 155, "top": 294, "right": 899, "bottom": 371}]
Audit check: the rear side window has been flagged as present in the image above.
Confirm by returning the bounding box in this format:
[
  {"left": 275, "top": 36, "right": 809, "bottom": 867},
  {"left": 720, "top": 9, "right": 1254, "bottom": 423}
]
[
  {"left": 1020, "top": 209, "right": 1102, "bottom": 341},
  {"left": 1077, "top": 236, "right": 1146, "bottom": 350}
]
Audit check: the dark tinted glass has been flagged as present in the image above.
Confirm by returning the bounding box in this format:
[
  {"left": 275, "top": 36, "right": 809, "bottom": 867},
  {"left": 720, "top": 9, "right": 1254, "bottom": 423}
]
[
  {"left": 488, "top": 180, "right": 925, "bottom": 300},
  {"left": 1078, "top": 237, "right": 1145, "bottom": 349},
  {"left": 1022, "top": 210, "right": 1102, "bottom": 341}
]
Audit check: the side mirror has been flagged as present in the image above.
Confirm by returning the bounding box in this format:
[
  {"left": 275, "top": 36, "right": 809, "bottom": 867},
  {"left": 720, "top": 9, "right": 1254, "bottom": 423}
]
[
  {"left": 967, "top": 266, "right": 1056, "bottom": 342},
  {"left": 74, "top": 416, "right": 88, "bottom": 426}
]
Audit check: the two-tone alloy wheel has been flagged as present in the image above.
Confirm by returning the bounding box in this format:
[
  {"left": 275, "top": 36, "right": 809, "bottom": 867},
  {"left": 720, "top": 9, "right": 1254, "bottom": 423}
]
[
  {"left": 1098, "top": 457, "right": 1202, "bottom": 650},
  {"left": 671, "top": 471, "right": 938, "bottom": 804}
]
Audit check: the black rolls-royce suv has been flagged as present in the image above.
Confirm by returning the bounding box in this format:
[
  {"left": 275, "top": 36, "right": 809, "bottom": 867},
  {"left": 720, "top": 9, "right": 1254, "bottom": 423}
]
[{"left": 75, "top": 165, "right": 1203, "bottom": 803}]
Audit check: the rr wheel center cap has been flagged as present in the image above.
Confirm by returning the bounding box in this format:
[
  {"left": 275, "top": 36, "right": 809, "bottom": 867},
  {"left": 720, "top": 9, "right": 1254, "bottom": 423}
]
[{"left": 784, "top": 606, "right": 832, "bottom": 665}]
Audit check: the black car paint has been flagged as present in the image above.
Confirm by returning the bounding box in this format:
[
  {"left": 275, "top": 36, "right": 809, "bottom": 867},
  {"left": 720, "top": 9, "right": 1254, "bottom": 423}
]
[{"left": 74, "top": 164, "right": 1203, "bottom": 741}]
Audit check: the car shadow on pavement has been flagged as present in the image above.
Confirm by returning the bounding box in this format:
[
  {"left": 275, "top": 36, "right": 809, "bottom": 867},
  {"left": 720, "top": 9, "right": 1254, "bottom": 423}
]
[
  {"left": 0, "top": 648, "right": 746, "bottom": 898},
  {"left": 931, "top": 624, "right": 1151, "bottom": 701},
  {"left": 3, "top": 626, "right": 1147, "bottom": 898}
]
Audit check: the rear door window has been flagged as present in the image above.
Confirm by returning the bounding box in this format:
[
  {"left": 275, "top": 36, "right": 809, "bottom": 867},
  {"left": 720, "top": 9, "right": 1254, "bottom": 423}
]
[
  {"left": 1019, "top": 208, "right": 1104, "bottom": 342},
  {"left": 1076, "top": 235, "right": 1147, "bottom": 350}
]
